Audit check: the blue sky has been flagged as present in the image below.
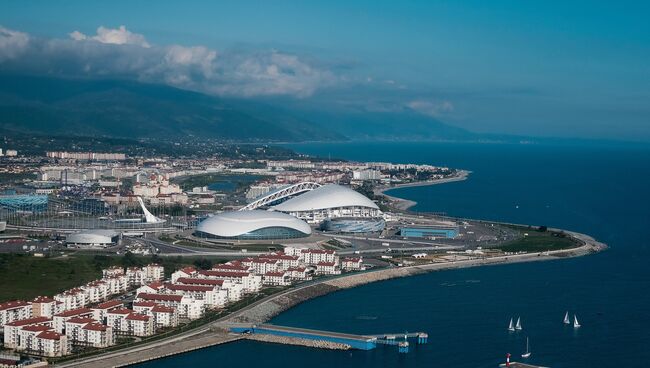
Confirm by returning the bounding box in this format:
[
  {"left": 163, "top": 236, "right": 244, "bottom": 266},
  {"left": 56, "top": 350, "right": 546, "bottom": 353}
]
[{"left": 1, "top": 0, "right": 649, "bottom": 141}]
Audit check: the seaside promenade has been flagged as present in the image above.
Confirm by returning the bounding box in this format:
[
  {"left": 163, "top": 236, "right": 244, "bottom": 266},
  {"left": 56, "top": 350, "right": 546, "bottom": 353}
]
[{"left": 55, "top": 229, "right": 606, "bottom": 368}]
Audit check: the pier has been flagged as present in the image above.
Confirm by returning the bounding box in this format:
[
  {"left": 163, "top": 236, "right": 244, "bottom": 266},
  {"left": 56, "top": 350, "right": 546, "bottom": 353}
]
[{"left": 228, "top": 323, "right": 428, "bottom": 352}]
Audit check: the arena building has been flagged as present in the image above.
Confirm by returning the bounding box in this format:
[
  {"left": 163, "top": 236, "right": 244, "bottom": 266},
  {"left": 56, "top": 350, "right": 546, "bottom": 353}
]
[
  {"left": 271, "top": 184, "right": 384, "bottom": 231},
  {"left": 66, "top": 230, "right": 121, "bottom": 248},
  {"left": 195, "top": 210, "right": 311, "bottom": 240}
]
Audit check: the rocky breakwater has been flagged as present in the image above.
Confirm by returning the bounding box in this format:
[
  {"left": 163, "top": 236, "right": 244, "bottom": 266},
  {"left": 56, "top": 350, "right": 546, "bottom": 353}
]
[{"left": 245, "top": 334, "right": 351, "bottom": 350}]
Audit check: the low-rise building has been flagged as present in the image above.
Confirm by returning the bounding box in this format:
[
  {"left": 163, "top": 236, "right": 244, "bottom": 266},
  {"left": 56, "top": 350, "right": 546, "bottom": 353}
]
[
  {"left": 3, "top": 317, "right": 52, "bottom": 349},
  {"left": 91, "top": 300, "right": 123, "bottom": 324},
  {"left": 315, "top": 261, "right": 340, "bottom": 275},
  {"left": 32, "top": 296, "right": 62, "bottom": 318},
  {"left": 263, "top": 271, "right": 291, "bottom": 286},
  {"left": 0, "top": 300, "right": 32, "bottom": 327},
  {"left": 53, "top": 308, "right": 94, "bottom": 333},
  {"left": 341, "top": 257, "right": 364, "bottom": 271}
]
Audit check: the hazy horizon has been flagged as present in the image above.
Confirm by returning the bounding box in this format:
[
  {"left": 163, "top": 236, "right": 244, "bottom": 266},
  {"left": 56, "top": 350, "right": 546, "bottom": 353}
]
[{"left": 1, "top": 0, "right": 649, "bottom": 142}]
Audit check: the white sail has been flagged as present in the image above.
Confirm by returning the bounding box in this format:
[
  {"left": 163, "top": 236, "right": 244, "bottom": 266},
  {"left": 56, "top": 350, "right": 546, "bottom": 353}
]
[
  {"left": 515, "top": 316, "right": 522, "bottom": 330},
  {"left": 564, "top": 311, "right": 570, "bottom": 324},
  {"left": 137, "top": 197, "right": 164, "bottom": 224},
  {"left": 508, "top": 318, "right": 515, "bottom": 331},
  {"left": 573, "top": 315, "right": 581, "bottom": 328}
]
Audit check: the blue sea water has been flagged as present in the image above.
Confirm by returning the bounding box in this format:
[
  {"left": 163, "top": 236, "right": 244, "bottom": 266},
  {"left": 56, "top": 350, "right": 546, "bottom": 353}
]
[{"left": 138, "top": 141, "right": 650, "bottom": 368}]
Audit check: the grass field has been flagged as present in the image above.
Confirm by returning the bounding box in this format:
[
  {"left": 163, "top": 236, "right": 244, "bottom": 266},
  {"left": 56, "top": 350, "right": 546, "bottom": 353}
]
[
  {"left": 0, "top": 253, "right": 230, "bottom": 302},
  {"left": 496, "top": 228, "right": 578, "bottom": 253}
]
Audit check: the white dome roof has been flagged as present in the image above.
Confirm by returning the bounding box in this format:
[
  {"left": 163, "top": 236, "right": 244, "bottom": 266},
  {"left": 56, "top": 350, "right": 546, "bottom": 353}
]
[
  {"left": 66, "top": 230, "right": 119, "bottom": 244},
  {"left": 272, "top": 184, "right": 379, "bottom": 212},
  {"left": 196, "top": 210, "right": 311, "bottom": 237}
]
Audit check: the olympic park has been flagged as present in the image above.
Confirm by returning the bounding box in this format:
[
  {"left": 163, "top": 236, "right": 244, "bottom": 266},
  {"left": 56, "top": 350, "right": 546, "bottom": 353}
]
[{"left": 0, "top": 183, "right": 388, "bottom": 245}]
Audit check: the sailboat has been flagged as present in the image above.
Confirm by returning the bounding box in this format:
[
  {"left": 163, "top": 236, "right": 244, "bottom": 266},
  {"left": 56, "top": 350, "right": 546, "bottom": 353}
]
[
  {"left": 521, "top": 337, "right": 531, "bottom": 358},
  {"left": 563, "top": 311, "right": 570, "bottom": 324},
  {"left": 508, "top": 318, "right": 515, "bottom": 332},
  {"left": 515, "top": 316, "right": 522, "bottom": 330},
  {"left": 573, "top": 315, "right": 581, "bottom": 328}
]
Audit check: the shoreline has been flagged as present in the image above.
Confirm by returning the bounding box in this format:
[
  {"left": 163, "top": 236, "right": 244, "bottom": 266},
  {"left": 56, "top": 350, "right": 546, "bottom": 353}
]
[
  {"left": 374, "top": 170, "right": 471, "bottom": 210},
  {"left": 56, "top": 230, "right": 607, "bottom": 368},
  {"left": 226, "top": 231, "right": 606, "bottom": 325}
]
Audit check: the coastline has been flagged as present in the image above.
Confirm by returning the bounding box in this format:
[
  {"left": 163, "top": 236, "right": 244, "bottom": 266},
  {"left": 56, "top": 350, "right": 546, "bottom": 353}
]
[
  {"left": 374, "top": 170, "right": 471, "bottom": 210},
  {"left": 56, "top": 230, "right": 606, "bottom": 368}
]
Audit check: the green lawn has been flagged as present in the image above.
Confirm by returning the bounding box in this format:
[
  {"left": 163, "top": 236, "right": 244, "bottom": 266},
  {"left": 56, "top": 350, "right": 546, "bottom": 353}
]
[
  {"left": 0, "top": 254, "right": 104, "bottom": 302},
  {"left": 0, "top": 253, "right": 231, "bottom": 302},
  {"left": 496, "top": 229, "right": 578, "bottom": 253}
]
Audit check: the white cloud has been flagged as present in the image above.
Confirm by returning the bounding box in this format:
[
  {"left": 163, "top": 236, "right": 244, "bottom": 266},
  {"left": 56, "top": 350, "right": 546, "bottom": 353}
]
[
  {"left": 70, "top": 25, "right": 150, "bottom": 48},
  {"left": 0, "top": 26, "right": 30, "bottom": 61},
  {"left": 407, "top": 99, "right": 455, "bottom": 117},
  {"left": 0, "top": 24, "right": 342, "bottom": 98}
]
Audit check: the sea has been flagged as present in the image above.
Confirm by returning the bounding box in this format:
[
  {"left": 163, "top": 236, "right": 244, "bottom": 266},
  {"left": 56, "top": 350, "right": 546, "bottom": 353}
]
[{"left": 138, "top": 141, "right": 650, "bottom": 368}]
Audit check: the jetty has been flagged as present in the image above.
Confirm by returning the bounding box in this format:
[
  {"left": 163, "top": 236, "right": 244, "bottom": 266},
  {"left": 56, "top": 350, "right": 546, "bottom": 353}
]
[{"left": 229, "top": 323, "right": 428, "bottom": 353}]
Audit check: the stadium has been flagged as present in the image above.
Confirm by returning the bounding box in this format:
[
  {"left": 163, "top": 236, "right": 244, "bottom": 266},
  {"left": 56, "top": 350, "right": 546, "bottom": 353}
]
[
  {"left": 270, "top": 184, "right": 384, "bottom": 227},
  {"left": 194, "top": 210, "right": 312, "bottom": 240}
]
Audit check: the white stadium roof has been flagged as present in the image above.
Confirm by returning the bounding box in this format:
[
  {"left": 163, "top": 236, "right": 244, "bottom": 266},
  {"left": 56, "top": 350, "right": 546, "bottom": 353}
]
[
  {"left": 196, "top": 210, "right": 311, "bottom": 237},
  {"left": 66, "top": 229, "right": 119, "bottom": 244},
  {"left": 271, "top": 184, "right": 378, "bottom": 212}
]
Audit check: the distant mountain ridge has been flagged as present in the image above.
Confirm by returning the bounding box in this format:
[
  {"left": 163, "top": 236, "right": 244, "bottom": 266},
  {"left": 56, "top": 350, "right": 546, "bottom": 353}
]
[{"left": 0, "top": 74, "right": 475, "bottom": 142}]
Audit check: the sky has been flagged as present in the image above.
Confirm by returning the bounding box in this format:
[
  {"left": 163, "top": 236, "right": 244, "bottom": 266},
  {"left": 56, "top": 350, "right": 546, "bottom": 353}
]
[{"left": 1, "top": 0, "right": 649, "bottom": 141}]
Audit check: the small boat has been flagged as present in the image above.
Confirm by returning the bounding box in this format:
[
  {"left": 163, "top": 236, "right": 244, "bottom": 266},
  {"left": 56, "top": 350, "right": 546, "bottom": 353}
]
[
  {"left": 563, "top": 311, "right": 570, "bottom": 324},
  {"left": 573, "top": 315, "right": 581, "bottom": 328},
  {"left": 521, "top": 337, "right": 531, "bottom": 358},
  {"left": 508, "top": 318, "right": 515, "bottom": 332},
  {"left": 515, "top": 316, "right": 522, "bottom": 330}
]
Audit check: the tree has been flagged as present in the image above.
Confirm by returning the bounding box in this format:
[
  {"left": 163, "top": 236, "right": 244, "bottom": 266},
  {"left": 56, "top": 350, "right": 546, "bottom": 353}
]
[
  {"left": 193, "top": 258, "right": 213, "bottom": 270},
  {"left": 538, "top": 225, "right": 548, "bottom": 232}
]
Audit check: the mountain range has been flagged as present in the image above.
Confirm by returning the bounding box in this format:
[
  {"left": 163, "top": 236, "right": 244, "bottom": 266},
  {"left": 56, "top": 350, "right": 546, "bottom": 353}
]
[{"left": 0, "top": 74, "right": 476, "bottom": 142}]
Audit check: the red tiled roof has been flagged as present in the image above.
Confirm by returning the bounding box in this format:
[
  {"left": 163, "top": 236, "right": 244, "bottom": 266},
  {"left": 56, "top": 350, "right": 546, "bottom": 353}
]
[
  {"left": 95, "top": 300, "right": 123, "bottom": 309},
  {"left": 107, "top": 308, "right": 132, "bottom": 315},
  {"left": 37, "top": 330, "right": 63, "bottom": 341},
  {"left": 145, "top": 281, "right": 164, "bottom": 290},
  {"left": 126, "top": 313, "right": 151, "bottom": 321},
  {"left": 66, "top": 317, "right": 96, "bottom": 325},
  {"left": 5, "top": 317, "right": 51, "bottom": 327},
  {"left": 151, "top": 305, "right": 175, "bottom": 314},
  {"left": 176, "top": 277, "right": 224, "bottom": 286},
  {"left": 166, "top": 284, "right": 214, "bottom": 292},
  {"left": 137, "top": 293, "right": 183, "bottom": 302},
  {"left": 0, "top": 300, "right": 29, "bottom": 311},
  {"left": 21, "top": 325, "right": 52, "bottom": 332},
  {"left": 178, "top": 266, "right": 196, "bottom": 274},
  {"left": 199, "top": 270, "right": 249, "bottom": 278},
  {"left": 83, "top": 323, "right": 109, "bottom": 332},
  {"left": 55, "top": 308, "right": 93, "bottom": 318},
  {"left": 133, "top": 301, "right": 157, "bottom": 308}
]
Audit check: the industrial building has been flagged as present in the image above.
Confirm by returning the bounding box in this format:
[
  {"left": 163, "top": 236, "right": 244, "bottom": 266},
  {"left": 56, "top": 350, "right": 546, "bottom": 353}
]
[
  {"left": 271, "top": 184, "right": 383, "bottom": 226},
  {"left": 195, "top": 210, "right": 311, "bottom": 240},
  {"left": 66, "top": 230, "right": 121, "bottom": 248},
  {"left": 399, "top": 225, "right": 459, "bottom": 239},
  {"left": 321, "top": 217, "right": 386, "bottom": 233}
]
